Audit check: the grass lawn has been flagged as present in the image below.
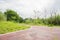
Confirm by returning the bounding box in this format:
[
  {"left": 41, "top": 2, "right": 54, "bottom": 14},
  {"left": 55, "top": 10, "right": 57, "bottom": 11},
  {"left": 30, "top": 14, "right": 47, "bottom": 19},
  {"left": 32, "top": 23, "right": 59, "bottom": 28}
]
[{"left": 0, "top": 21, "right": 30, "bottom": 34}]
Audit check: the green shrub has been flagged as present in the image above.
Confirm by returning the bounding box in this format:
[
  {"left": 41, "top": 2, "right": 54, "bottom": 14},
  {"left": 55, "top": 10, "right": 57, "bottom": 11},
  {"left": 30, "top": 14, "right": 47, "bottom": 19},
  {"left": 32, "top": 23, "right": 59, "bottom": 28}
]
[
  {"left": 0, "top": 11, "right": 6, "bottom": 21},
  {"left": 46, "top": 15, "right": 60, "bottom": 25},
  {"left": 0, "top": 21, "right": 30, "bottom": 34}
]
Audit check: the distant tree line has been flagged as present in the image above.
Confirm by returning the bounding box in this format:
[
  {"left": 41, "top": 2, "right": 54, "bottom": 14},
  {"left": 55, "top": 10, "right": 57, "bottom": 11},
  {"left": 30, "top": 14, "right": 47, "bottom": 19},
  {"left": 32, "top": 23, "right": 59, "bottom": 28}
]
[{"left": 0, "top": 9, "right": 60, "bottom": 25}]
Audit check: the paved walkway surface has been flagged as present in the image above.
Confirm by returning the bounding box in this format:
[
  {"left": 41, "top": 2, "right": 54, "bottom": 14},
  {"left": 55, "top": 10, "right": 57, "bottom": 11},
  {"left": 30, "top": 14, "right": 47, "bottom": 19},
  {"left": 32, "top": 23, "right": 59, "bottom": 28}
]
[{"left": 0, "top": 26, "right": 60, "bottom": 40}]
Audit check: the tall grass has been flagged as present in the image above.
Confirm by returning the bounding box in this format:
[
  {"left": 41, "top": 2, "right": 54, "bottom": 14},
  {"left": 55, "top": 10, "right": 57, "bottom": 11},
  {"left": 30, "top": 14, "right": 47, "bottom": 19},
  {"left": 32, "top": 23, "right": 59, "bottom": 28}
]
[{"left": 0, "top": 21, "right": 30, "bottom": 34}]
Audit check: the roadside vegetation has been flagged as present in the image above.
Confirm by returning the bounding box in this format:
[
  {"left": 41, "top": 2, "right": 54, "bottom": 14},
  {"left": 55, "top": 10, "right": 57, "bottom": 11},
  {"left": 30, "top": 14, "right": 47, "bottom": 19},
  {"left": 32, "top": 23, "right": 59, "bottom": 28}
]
[
  {"left": 0, "top": 9, "right": 60, "bottom": 34},
  {"left": 0, "top": 21, "right": 30, "bottom": 34}
]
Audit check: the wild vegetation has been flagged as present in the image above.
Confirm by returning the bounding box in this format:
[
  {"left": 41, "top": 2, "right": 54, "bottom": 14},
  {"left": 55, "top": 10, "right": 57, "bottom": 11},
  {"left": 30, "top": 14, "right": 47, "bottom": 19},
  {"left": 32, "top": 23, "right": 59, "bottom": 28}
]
[
  {"left": 0, "top": 9, "right": 60, "bottom": 34},
  {"left": 0, "top": 21, "right": 30, "bottom": 34}
]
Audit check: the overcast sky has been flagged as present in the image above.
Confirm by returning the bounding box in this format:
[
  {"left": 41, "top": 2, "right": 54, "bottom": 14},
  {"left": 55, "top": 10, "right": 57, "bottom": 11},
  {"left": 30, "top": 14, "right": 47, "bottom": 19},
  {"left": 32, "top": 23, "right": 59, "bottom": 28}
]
[{"left": 0, "top": 0, "right": 60, "bottom": 18}]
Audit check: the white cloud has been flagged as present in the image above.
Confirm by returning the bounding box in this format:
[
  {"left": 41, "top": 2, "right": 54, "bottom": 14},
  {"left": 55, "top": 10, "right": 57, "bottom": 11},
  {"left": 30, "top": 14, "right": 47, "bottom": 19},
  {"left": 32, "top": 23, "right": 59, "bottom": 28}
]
[{"left": 0, "top": 0, "right": 58, "bottom": 18}]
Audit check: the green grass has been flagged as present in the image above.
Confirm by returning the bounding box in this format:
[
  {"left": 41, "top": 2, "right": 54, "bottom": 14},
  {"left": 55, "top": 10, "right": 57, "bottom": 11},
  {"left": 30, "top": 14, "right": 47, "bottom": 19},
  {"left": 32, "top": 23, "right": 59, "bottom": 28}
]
[
  {"left": 0, "top": 21, "right": 30, "bottom": 34},
  {"left": 0, "top": 21, "right": 60, "bottom": 34}
]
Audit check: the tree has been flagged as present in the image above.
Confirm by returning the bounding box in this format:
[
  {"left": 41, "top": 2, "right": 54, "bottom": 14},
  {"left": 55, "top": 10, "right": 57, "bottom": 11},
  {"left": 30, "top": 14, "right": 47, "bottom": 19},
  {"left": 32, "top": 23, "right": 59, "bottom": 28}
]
[
  {"left": 24, "top": 18, "right": 33, "bottom": 23},
  {"left": 19, "top": 17, "right": 23, "bottom": 23},
  {"left": 4, "top": 9, "right": 22, "bottom": 23},
  {"left": 0, "top": 11, "right": 6, "bottom": 21}
]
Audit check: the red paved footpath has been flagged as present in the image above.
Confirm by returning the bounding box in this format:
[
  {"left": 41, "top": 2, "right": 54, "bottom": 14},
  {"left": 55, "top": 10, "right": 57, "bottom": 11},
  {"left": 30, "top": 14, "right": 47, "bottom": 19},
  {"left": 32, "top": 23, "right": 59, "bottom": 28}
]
[{"left": 0, "top": 26, "right": 60, "bottom": 40}]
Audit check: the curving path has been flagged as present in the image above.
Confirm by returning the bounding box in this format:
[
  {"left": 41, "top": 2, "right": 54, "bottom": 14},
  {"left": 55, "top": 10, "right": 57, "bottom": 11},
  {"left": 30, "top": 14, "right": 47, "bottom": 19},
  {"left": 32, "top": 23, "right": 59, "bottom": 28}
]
[{"left": 0, "top": 26, "right": 60, "bottom": 40}]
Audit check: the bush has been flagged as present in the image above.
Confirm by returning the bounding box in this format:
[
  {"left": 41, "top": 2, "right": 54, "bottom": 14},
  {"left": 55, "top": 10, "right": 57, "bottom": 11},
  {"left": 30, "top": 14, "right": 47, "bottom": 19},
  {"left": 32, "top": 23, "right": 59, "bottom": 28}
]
[
  {"left": 45, "top": 15, "right": 60, "bottom": 25},
  {"left": 0, "top": 11, "right": 6, "bottom": 21},
  {"left": 24, "top": 18, "right": 33, "bottom": 24},
  {"left": 0, "top": 21, "right": 30, "bottom": 34}
]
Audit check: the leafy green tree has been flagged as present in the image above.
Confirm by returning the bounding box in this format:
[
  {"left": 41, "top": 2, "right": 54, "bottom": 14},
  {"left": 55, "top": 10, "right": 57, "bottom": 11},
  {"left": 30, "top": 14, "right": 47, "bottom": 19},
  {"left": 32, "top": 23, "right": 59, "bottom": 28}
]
[
  {"left": 19, "top": 17, "right": 23, "bottom": 23},
  {"left": 4, "top": 10, "right": 22, "bottom": 23}
]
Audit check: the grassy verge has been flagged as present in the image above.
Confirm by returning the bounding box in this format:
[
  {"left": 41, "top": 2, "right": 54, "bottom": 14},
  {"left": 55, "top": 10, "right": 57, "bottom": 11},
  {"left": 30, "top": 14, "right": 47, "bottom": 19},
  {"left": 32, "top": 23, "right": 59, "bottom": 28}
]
[
  {"left": 23, "top": 23, "right": 60, "bottom": 27},
  {"left": 0, "top": 21, "right": 30, "bottom": 34}
]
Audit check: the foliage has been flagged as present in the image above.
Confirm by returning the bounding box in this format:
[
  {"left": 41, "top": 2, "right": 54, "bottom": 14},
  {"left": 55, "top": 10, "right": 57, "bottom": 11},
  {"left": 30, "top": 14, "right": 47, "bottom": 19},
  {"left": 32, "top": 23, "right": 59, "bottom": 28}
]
[
  {"left": 4, "top": 10, "right": 23, "bottom": 23},
  {"left": 0, "top": 21, "right": 30, "bottom": 34},
  {"left": 0, "top": 11, "right": 6, "bottom": 21},
  {"left": 46, "top": 15, "right": 60, "bottom": 25},
  {"left": 19, "top": 17, "right": 24, "bottom": 23},
  {"left": 24, "top": 18, "right": 33, "bottom": 23},
  {"left": 24, "top": 15, "right": 60, "bottom": 26},
  {"left": 34, "top": 18, "right": 43, "bottom": 24}
]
